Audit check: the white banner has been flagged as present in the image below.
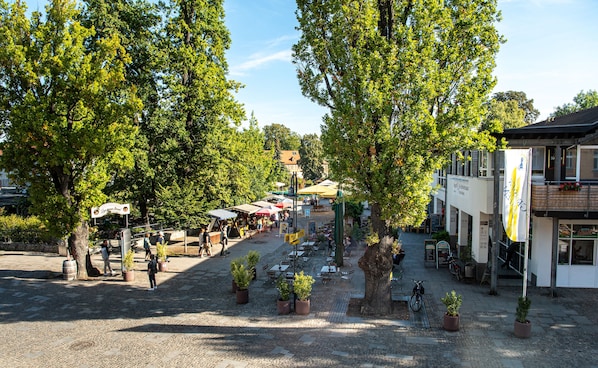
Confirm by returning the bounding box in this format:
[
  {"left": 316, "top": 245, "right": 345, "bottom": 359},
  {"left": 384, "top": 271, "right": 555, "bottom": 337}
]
[{"left": 502, "top": 149, "right": 531, "bottom": 242}]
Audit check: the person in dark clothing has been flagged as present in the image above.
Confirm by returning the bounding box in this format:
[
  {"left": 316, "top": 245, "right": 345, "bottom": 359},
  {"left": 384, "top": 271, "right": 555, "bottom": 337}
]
[
  {"left": 147, "top": 254, "right": 158, "bottom": 290},
  {"left": 502, "top": 243, "right": 518, "bottom": 269},
  {"left": 202, "top": 228, "right": 212, "bottom": 257},
  {"left": 143, "top": 233, "right": 151, "bottom": 260}
]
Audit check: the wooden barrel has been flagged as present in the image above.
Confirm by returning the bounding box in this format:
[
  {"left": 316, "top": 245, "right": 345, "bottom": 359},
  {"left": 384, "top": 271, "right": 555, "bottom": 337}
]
[{"left": 62, "top": 259, "right": 77, "bottom": 280}]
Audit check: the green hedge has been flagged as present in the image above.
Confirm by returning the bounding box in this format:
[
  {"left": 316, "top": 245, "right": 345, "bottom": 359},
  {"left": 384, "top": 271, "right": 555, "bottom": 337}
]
[{"left": 0, "top": 215, "right": 55, "bottom": 243}]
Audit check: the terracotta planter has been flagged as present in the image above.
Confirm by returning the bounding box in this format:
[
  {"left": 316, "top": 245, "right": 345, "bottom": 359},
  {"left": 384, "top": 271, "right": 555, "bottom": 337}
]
[
  {"left": 295, "top": 299, "right": 310, "bottom": 315},
  {"left": 443, "top": 313, "right": 460, "bottom": 331},
  {"left": 236, "top": 288, "right": 249, "bottom": 304},
  {"left": 514, "top": 320, "right": 532, "bottom": 338},
  {"left": 158, "top": 261, "right": 168, "bottom": 272},
  {"left": 123, "top": 270, "right": 135, "bottom": 282},
  {"left": 277, "top": 299, "right": 291, "bottom": 315}
]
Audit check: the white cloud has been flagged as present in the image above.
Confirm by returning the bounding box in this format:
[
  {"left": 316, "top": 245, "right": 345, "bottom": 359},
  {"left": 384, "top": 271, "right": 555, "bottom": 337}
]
[{"left": 230, "top": 50, "right": 293, "bottom": 76}]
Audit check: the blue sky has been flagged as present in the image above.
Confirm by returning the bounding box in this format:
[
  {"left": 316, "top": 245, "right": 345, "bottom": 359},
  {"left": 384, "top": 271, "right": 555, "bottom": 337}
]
[
  {"left": 225, "top": 0, "right": 598, "bottom": 135},
  {"left": 25, "top": 0, "right": 598, "bottom": 135}
]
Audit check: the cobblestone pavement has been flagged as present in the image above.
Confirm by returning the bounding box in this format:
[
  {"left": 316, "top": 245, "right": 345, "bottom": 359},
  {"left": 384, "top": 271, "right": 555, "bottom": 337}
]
[{"left": 1, "top": 211, "right": 598, "bottom": 367}]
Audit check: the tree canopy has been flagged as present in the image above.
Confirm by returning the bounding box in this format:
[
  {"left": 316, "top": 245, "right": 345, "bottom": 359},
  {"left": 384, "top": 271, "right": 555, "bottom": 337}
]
[
  {"left": 298, "top": 133, "right": 325, "bottom": 182},
  {"left": 263, "top": 123, "right": 301, "bottom": 151},
  {"left": 492, "top": 91, "right": 539, "bottom": 124},
  {"left": 0, "top": 0, "right": 141, "bottom": 277},
  {"left": 294, "top": 0, "right": 501, "bottom": 315},
  {"left": 551, "top": 90, "right": 598, "bottom": 118}
]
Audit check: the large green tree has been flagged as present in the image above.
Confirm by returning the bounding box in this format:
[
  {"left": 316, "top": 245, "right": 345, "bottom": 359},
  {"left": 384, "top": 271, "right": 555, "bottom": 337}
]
[
  {"left": 151, "top": 0, "right": 245, "bottom": 227},
  {"left": 492, "top": 90, "right": 539, "bottom": 124},
  {"left": 480, "top": 99, "right": 526, "bottom": 132},
  {"left": 298, "top": 133, "right": 325, "bottom": 181},
  {"left": 551, "top": 89, "right": 598, "bottom": 118},
  {"left": 294, "top": 0, "right": 501, "bottom": 315},
  {"left": 79, "top": 0, "right": 161, "bottom": 224},
  {"left": 0, "top": 0, "right": 141, "bottom": 278},
  {"left": 263, "top": 123, "right": 301, "bottom": 151}
]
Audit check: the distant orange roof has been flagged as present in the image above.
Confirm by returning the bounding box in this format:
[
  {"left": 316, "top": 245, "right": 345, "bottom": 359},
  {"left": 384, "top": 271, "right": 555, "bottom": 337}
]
[{"left": 279, "top": 150, "right": 300, "bottom": 164}]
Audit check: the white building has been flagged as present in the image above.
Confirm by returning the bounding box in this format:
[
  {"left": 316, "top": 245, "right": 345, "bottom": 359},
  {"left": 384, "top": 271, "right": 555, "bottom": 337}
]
[{"left": 431, "top": 106, "right": 598, "bottom": 289}]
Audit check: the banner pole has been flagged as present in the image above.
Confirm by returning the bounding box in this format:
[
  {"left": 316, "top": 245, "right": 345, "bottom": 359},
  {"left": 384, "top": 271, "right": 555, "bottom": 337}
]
[{"left": 522, "top": 148, "right": 532, "bottom": 299}]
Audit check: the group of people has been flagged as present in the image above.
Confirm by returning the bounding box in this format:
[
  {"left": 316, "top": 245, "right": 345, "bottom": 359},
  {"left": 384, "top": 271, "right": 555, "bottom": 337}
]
[
  {"left": 199, "top": 223, "right": 230, "bottom": 258},
  {"left": 99, "top": 231, "right": 165, "bottom": 291}
]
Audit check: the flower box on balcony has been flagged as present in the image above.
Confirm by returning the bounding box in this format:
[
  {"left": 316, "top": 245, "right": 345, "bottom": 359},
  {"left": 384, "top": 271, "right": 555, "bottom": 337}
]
[{"left": 559, "top": 182, "right": 582, "bottom": 191}]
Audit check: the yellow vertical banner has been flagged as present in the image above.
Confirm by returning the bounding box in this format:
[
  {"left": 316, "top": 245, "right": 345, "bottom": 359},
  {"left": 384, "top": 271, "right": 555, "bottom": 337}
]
[{"left": 502, "top": 149, "right": 531, "bottom": 242}]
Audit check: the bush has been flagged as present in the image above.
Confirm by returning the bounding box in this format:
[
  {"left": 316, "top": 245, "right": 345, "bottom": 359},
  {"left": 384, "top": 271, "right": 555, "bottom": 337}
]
[
  {"left": 0, "top": 215, "right": 54, "bottom": 243},
  {"left": 294, "top": 271, "right": 315, "bottom": 301},
  {"left": 516, "top": 296, "right": 532, "bottom": 323},
  {"left": 441, "top": 290, "right": 462, "bottom": 316}
]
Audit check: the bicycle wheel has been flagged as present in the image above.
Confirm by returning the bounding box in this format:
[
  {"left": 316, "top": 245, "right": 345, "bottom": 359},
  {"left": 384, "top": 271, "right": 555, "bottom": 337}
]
[
  {"left": 409, "top": 293, "right": 422, "bottom": 312},
  {"left": 448, "top": 261, "right": 456, "bottom": 276}
]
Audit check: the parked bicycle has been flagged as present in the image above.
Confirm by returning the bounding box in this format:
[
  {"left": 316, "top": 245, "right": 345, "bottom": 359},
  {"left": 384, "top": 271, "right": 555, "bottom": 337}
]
[
  {"left": 447, "top": 250, "right": 463, "bottom": 281},
  {"left": 409, "top": 279, "right": 425, "bottom": 312}
]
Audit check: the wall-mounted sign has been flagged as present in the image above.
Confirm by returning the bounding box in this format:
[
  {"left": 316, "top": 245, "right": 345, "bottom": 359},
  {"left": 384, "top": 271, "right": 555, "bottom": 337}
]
[{"left": 91, "top": 203, "right": 130, "bottom": 218}]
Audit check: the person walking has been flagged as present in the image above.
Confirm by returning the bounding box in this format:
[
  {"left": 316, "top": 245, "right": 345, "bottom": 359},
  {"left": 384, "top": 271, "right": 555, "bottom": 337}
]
[
  {"left": 143, "top": 233, "right": 152, "bottom": 260},
  {"left": 147, "top": 254, "right": 158, "bottom": 290},
  {"left": 220, "top": 223, "right": 230, "bottom": 257},
  {"left": 100, "top": 240, "right": 114, "bottom": 276},
  {"left": 156, "top": 231, "right": 165, "bottom": 245},
  {"left": 202, "top": 228, "right": 212, "bottom": 257},
  {"left": 502, "top": 243, "right": 518, "bottom": 269}
]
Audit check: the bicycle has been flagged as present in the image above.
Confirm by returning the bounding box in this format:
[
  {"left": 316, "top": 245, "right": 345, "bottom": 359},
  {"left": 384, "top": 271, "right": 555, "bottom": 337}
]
[
  {"left": 447, "top": 250, "right": 463, "bottom": 281},
  {"left": 409, "top": 279, "right": 425, "bottom": 312}
]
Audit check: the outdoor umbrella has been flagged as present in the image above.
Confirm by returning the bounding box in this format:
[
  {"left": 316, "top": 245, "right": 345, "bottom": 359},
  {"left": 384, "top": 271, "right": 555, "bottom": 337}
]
[
  {"left": 255, "top": 206, "right": 281, "bottom": 217},
  {"left": 297, "top": 184, "right": 338, "bottom": 197},
  {"left": 274, "top": 198, "right": 293, "bottom": 208}
]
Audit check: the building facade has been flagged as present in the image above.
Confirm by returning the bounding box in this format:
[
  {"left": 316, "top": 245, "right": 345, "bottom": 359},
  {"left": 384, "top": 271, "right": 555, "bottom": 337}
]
[{"left": 431, "top": 106, "right": 598, "bottom": 288}]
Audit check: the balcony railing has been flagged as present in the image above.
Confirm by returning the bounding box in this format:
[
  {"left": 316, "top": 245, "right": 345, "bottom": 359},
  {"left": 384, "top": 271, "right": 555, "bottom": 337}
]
[{"left": 531, "top": 182, "right": 598, "bottom": 213}]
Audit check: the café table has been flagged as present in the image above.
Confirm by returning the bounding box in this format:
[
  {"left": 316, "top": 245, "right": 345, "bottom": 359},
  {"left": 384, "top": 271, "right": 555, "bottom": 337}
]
[
  {"left": 271, "top": 264, "right": 289, "bottom": 272},
  {"left": 320, "top": 265, "right": 337, "bottom": 274},
  {"left": 289, "top": 250, "right": 305, "bottom": 258}
]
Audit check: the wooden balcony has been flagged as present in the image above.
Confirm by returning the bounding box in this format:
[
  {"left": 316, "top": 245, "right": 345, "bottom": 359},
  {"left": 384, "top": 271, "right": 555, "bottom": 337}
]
[{"left": 531, "top": 184, "right": 598, "bottom": 213}]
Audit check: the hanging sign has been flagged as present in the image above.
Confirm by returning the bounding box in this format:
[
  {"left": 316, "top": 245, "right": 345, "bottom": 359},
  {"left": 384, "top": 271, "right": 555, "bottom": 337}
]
[{"left": 91, "top": 203, "right": 130, "bottom": 218}]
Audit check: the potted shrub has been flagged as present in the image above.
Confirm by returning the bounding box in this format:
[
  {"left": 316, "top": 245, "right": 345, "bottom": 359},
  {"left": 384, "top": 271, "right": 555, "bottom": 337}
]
[
  {"left": 441, "top": 290, "right": 462, "bottom": 331},
  {"left": 246, "top": 250, "right": 261, "bottom": 280},
  {"left": 293, "top": 271, "right": 315, "bottom": 315},
  {"left": 156, "top": 242, "right": 168, "bottom": 272},
  {"left": 276, "top": 275, "right": 291, "bottom": 315},
  {"left": 122, "top": 249, "right": 135, "bottom": 282},
  {"left": 230, "top": 257, "right": 246, "bottom": 293},
  {"left": 232, "top": 264, "right": 251, "bottom": 304},
  {"left": 514, "top": 296, "right": 532, "bottom": 338}
]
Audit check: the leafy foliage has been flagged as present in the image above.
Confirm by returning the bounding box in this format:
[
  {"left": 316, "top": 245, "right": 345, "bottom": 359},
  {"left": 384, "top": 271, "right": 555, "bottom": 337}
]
[
  {"left": 298, "top": 133, "right": 325, "bottom": 181},
  {"left": 293, "top": 0, "right": 501, "bottom": 314},
  {"left": 263, "top": 123, "right": 301, "bottom": 151},
  {"left": 0, "top": 0, "right": 141, "bottom": 277},
  {"left": 516, "top": 296, "right": 531, "bottom": 323},
  {"left": 492, "top": 91, "right": 539, "bottom": 124},
  {"left": 551, "top": 90, "right": 598, "bottom": 118},
  {"left": 441, "top": 290, "right": 463, "bottom": 316},
  {"left": 293, "top": 271, "right": 315, "bottom": 301}
]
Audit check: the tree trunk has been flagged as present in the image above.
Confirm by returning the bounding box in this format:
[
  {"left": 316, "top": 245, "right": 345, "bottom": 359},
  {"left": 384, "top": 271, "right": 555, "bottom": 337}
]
[
  {"left": 357, "top": 203, "right": 394, "bottom": 315},
  {"left": 69, "top": 222, "right": 90, "bottom": 279}
]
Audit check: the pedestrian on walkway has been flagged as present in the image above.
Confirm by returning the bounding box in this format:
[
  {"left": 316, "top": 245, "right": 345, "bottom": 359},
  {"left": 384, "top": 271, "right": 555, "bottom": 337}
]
[
  {"left": 156, "top": 231, "right": 165, "bottom": 245},
  {"left": 143, "top": 233, "right": 151, "bottom": 260},
  {"left": 100, "top": 240, "right": 114, "bottom": 276},
  {"left": 220, "top": 223, "right": 230, "bottom": 257},
  {"left": 147, "top": 254, "right": 158, "bottom": 290},
  {"left": 502, "top": 243, "right": 518, "bottom": 269},
  {"left": 201, "top": 228, "right": 212, "bottom": 257}
]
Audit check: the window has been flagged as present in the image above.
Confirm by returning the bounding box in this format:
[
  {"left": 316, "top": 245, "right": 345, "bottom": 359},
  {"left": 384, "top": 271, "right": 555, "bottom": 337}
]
[
  {"left": 558, "top": 223, "right": 596, "bottom": 265},
  {"left": 531, "top": 147, "right": 544, "bottom": 176}
]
